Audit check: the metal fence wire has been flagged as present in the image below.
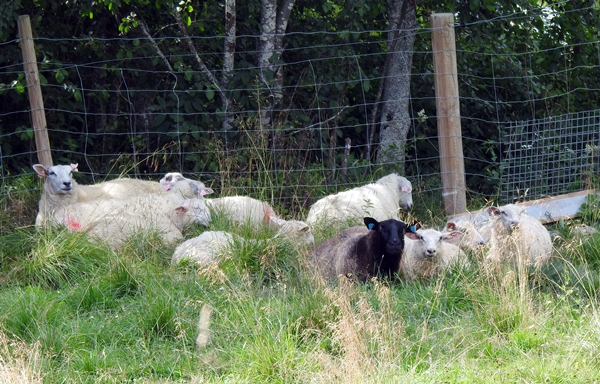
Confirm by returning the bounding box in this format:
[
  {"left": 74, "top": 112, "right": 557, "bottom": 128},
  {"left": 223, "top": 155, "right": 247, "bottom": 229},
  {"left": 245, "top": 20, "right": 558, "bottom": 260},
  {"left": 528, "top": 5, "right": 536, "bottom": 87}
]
[{"left": 501, "top": 110, "right": 600, "bottom": 203}]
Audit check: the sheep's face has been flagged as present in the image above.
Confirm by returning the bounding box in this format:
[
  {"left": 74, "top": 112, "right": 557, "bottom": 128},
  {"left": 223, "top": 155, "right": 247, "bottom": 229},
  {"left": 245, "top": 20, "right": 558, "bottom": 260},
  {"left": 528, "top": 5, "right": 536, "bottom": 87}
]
[
  {"left": 175, "top": 198, "right": 212, "bottom": 227},
  {"left": 445, "top": 221, "right": 485, "bottom": 250},
  {"left": 397, "top": 177, "right": 413, "bottom": 210},
  {"left": 160, "top": 172, "right": 186, "bottom": 191},
  {"left": 272, "top": 218, "right": 315, "bottom": 245},
  {"left": 406, "top": 228, "right": 463, "bottom": 258},
  {"left": 33, "top": 163, "right": 78, "bottom": 195},
  {"left": 487, "top": 204, "right": 522, "bottom": 229},
  {"left": 364, "top": 217, "right": 407, "bottom": 254}
]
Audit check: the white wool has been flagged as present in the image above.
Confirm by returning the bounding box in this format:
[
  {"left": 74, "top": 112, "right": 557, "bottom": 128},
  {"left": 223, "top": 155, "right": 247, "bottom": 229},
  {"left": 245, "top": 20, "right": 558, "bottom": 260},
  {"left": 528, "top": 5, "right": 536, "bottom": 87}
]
[
  {"left": 171, "top": 231, "right": 237, "bottom": 265},
  {"left": 171, "top": 217, "right": 313, "bottom": 266},
  {"left": 305, "top": 173, "right": 413, "bottom": 230},
  {"left": 159, "top": 172, "right": 214, "bottom": 198},
  {"left": 444, "top": 220, "right": 486, "bottom": 252},
  {"left": 206, "top": 195, "right": 278, "bottom": 230},
  {"left": 76, "top": 178, "right": 166, "bottom": 202},
  {"left": 401, "top": 228, "right": 467, "bottom": 280},
  {"left": 56, "top": 193, "right": 211, "bottom": 250},
  {"left": 479, "top": 204, "right": 553, "bottom": 266}
]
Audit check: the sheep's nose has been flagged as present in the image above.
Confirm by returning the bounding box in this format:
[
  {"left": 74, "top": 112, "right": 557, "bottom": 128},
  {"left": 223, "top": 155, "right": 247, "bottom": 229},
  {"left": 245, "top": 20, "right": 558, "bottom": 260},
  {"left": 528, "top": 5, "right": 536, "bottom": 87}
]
[
  {"left": 426, "top": 249, "right": 436, "bottom": 257},
  {"left": 63, "top": 181, "right": 72, "bottom": 188}
]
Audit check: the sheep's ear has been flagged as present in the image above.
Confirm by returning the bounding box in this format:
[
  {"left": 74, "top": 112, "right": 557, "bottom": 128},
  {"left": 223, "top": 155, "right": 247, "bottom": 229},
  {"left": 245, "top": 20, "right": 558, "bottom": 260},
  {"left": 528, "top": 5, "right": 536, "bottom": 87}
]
[
  {"left": 401, "top": 185, "right": 410, "bottom": 193},
  {"left": 442, "top": 230, "right": 463, "bottom": 245},
  {"left": 405, "top": 232, "right": 420, "bottom": 240},
  {"left": 269, "top": 215, "right": 285, "bottom": 226},
  {"left": 486, "top": 206, "right": 500, "bottom": 216},
  {"left": 445, "top": 222, "right": 457, "bottom": 231},
  {"left": 175, "top": 206, "right": 189, "bottom": 215},
  {"left": 70, "top": 163, "right": 79, "bottom": 172},
  {"left": 363, "top": 217, "right": 379, "bottom": 230},
  {"left": 200, "top": 187, "right": 214, "bottom": 196},
  {"left": 32, "top": 164, "right": 47, "bottom": 178}
]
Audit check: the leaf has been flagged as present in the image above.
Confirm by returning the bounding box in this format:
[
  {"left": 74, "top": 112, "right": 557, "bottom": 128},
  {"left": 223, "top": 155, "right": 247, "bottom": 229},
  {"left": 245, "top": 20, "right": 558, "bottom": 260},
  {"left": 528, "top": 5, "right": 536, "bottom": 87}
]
[
  {"left": 152, "top": 114, "right": 166, "bottom": 127},
  {"left": 206, "top": 89, "right": 215, "bottom": 101}
]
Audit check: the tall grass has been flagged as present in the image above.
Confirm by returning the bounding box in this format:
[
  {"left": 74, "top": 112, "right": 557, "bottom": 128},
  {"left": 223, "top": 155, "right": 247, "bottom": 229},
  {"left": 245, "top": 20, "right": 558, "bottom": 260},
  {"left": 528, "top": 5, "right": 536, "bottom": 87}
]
[{"left": 2, "top": 172, "right": 600, "bottom": 382}]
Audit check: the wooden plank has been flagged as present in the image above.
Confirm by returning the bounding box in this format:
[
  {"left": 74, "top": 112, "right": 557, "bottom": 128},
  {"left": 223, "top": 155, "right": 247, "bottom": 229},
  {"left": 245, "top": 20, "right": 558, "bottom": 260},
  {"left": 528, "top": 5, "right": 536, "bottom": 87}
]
[
  {"left": 18, "top": 14, "right": 53, "bottom": 168},
  {"left": 448, "top": 189, "right": 598, "bottom": 225},
  {"left": 431, "top": 13, "right": 466, "bottom": 216}
]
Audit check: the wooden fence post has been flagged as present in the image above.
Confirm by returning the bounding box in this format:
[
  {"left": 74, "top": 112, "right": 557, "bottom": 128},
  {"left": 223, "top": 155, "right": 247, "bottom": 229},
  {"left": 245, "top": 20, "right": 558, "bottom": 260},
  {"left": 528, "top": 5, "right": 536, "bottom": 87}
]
[
  {"left": 431, "top": 13, "right": 467, "bottom": 216},
  {"left": 18, "top": 14, "right": 53, "bottom": 168}
]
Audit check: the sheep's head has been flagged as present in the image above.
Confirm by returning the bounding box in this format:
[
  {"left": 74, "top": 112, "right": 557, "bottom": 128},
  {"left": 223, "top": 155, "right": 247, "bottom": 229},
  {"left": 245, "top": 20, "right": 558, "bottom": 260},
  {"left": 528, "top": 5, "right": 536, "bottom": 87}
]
[
  {"left": 160, "top": 172, "right": 214, "bottom": 197},
  {"left": 33, "top": 163, "right": 78, "bottom": 195},
  {"left": 445, "top": 221, "right": 485, "bottom": 250},
  {"left": 364, "top": 217, "right": 409, "bottom": 254},
  {"left": 486, "top": 204, "right": 523, "bottom": 229},
  {"left": 269, "top": 215, "right": 315, "bottom": 245},
  {"left": 405, "top": 228, "right": 462, "bottom": 258},
  {"left": 397, "top": 177, "right": 413, "bottom": 211},
  {"left": 175, "top": 198, "right": 212, "bottom": 227}
]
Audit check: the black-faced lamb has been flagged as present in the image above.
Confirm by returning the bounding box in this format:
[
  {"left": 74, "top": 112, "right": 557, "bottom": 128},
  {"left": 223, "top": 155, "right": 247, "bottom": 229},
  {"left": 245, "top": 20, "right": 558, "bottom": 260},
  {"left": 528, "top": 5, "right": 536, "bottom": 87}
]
[
  {"left": 305, "top": 173, "right": 413, "bottom": 231},
  {"left": 401, "top": 228, "right": 467, "bottom": 280},
  {"left": 478, "top": 204, "right": 553, "bottom": 266},
  {"left": 311, "top": 217, "right": 412, "bottom": 282}
]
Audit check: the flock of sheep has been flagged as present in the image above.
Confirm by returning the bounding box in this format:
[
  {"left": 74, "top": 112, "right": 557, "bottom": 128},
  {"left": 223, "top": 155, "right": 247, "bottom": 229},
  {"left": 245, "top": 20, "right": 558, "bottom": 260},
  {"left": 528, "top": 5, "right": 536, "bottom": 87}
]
[{"left": 32, "top": 162, "right": 554, "bottom": 282}]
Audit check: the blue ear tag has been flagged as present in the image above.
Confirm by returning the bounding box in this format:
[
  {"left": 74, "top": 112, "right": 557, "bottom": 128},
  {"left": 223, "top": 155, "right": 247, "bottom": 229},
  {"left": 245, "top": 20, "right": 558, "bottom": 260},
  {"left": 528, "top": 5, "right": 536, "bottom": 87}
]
[
  {"left": 409, "top": 225, "right": 416, "bottom": 232},
  {"left": 367, "top": 223, "right": 375, "bottom": 230}
]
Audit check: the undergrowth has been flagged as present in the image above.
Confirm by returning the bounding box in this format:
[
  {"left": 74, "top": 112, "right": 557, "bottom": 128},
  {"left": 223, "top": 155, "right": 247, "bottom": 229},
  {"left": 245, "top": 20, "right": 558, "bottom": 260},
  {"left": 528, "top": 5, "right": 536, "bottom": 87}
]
[{"left": 1, "top": 174, "right": 600, "bottom": 383}]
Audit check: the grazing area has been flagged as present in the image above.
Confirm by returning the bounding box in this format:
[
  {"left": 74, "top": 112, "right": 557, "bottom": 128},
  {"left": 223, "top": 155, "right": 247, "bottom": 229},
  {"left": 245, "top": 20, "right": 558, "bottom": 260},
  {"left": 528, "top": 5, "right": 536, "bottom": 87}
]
[{"left": 2, "top": 174, "right": 600, "bottom": 383}]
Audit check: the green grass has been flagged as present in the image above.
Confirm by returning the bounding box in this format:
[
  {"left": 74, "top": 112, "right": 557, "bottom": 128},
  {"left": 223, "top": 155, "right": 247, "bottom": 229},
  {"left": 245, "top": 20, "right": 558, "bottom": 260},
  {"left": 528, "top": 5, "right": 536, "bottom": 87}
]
[{"left": 2, "top": 182, "right": 600, "bottom": 383}]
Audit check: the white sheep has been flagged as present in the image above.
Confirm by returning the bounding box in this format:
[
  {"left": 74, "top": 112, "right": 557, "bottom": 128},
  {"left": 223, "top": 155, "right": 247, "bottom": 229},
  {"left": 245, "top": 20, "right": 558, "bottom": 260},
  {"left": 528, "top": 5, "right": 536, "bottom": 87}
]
[
  {"left": 159, "top": 172, "right": 214, "bottom": 198},
  {"left": 32, "top": 163, "right": 79, "bottom": 227},
  {"left": 171, "top": 216, "right": 314, "bottom": 266},
  {"left": 55, "top": 193, "right": 211, "bottom": 250},
  {"left": 33, "top": 162, "right": 212, "bottom": 227},
  {"left": 478, "top": 204, "right": 553, "bottom": 266},
  {"left": 205, "top": 195, "right": 278, "bottom": 230},
  {"left": 444, "top": 220, "right": 486, "bottom": 253},
  {"left": 400, "top": 228, "right": 467, "bottom": 280},
  {"left": 305, "top": 173, "right": 413, "bottom": 230}
]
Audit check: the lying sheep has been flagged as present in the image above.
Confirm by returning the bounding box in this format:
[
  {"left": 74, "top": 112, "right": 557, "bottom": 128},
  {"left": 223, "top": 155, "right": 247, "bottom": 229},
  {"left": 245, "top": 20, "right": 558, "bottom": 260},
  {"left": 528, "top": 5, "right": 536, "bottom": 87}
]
[
  {"left": 305, "top": 173, "right": 413, "bottom": 230},
  {"left": 444, "top": 220, "right": 486, "bottom": 253},
  {"left": 205, "top": 195, "right": 278, "bottom": 230},
  {"left": 33, "top": 162, "right": 211, "bottom": 227},
  {"left": 33, "top": 163, "right": 79, "bottom": 227},
  {"left": 159, "top": 172, "right": 214, "bottom": 198},
  {"left": 56, "top": 193, "right": 211, "bottom": 250},
  {"left": 311, "top": 217, "right": 412, "bottom": 282},
  {"left": 171, "top": 216, "right": 314, "bottom": 265},
  {"left": 401, "top": 228, "right": 467, "bottom": 280},
  {"left": 478, "top": 204, "right": 553, "bottom": 266}
]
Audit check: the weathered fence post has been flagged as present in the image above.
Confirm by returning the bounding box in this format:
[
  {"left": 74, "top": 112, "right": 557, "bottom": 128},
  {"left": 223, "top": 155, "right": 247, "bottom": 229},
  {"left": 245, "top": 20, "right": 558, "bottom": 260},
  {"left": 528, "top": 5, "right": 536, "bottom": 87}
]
[
  {"left": 18, "top": 14, "right": 53, "bottom": 168},
  {"left": 431, "top": 13, "right": 467, "bottom": 216}
]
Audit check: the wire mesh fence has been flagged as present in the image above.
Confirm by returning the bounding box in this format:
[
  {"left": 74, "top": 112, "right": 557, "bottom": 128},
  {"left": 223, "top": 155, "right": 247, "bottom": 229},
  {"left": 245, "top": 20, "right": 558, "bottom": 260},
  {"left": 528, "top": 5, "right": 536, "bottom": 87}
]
[
  {"left": 501, "top": 110, "right": 600, "bottom": 204},
  {"left": 1, "top": 3, "right": 599, "bottom": 217}
]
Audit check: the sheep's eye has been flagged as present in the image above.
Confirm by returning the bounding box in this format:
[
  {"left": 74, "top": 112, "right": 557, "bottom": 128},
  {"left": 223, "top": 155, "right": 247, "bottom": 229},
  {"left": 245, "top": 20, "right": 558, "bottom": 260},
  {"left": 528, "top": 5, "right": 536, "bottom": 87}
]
[
  {"left": 48, "top": 171, "right": 55, "bottom": 176},
  {"left": 501, "top": 211, "right": 507, "bottom": 216}
]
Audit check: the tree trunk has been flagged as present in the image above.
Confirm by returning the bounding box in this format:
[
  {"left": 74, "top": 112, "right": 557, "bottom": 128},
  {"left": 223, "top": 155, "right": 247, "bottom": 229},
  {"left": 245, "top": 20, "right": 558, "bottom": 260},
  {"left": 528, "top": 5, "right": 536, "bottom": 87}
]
[
  {"left": 376, "top": 0, "right": 417, "bottom": 174},
  {"left": 257, "top": 0, "right": 296, "bottom": 127}
]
